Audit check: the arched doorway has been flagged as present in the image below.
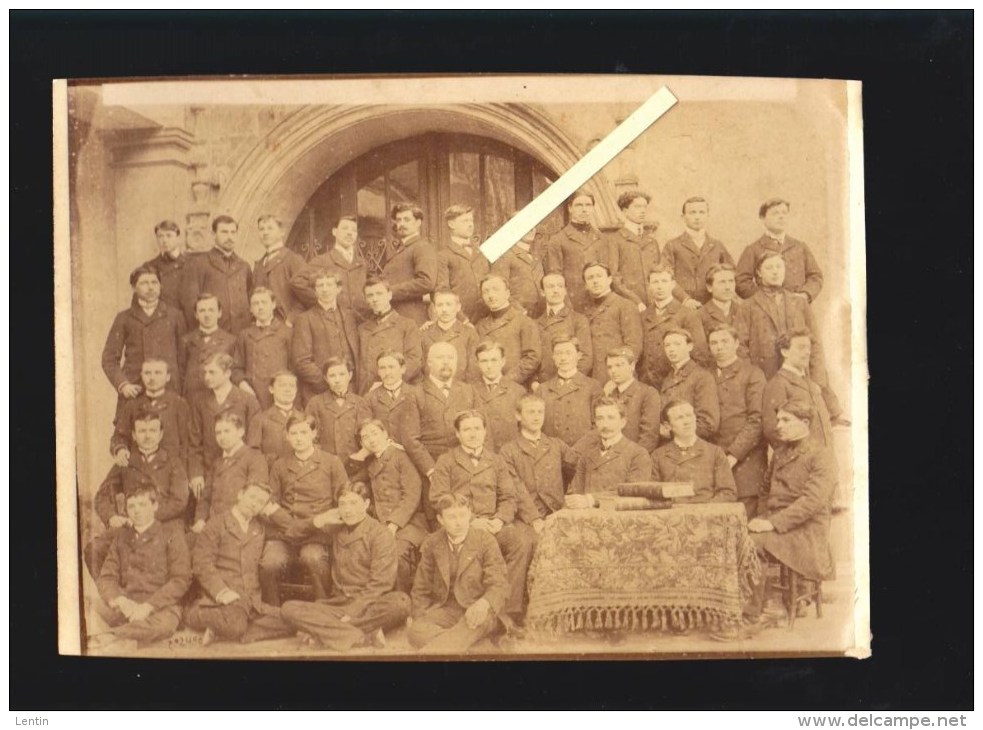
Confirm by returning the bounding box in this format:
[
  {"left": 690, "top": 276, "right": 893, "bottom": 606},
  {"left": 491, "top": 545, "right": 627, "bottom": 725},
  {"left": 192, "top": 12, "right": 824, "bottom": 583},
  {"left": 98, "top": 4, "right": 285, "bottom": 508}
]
[{"left": 286, "top": 132, "right": 565, "bottom": 260}]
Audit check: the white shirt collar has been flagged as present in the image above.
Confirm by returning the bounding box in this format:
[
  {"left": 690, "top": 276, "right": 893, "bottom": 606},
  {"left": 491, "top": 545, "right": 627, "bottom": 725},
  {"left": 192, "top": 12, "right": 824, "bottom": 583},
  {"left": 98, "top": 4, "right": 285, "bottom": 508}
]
[
  {"left": 624, "top": 221, "right": 643, "bottom": 236},
  {"left": 600, "top": 434, "right": 624, "bottom": 451},
  {"left": 782, "top": 362, "right": 807, "bottom": 378},
  {"left": 223, "top": 442, "right": 244, "bottom": 459},
  {"left": 133, "top": 520, "right": 156, "bottom": 535}
]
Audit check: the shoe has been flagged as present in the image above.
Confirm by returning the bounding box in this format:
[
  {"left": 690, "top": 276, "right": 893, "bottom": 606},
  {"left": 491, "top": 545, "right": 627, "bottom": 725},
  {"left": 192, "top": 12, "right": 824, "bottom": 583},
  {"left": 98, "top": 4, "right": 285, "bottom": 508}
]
[
  {"left": 370, "top": 628, "right": 386, "bottom": 649},
  {"left": 498, "top": 614, "right": 526, "bottom": 639},
  {"left": 709, "top": 616, "right": 770, "bottom": 642},
  {"left": 297, "top": 630, "right": 318, "bottom": 647},
  {"left": 201, "top": 627, "right": 215, "bottom": 647}
]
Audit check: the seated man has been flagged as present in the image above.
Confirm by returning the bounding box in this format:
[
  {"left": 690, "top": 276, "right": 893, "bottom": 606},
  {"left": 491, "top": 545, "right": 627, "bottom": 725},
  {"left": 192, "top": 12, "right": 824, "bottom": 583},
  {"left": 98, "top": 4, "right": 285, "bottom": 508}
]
[
  {"left": 735, "top": 400, "right": 837, "bottom": 637},
  {"left": 651, "top": 399, "right": 737, "bottom": 504},
  {"left": 88, "top": 484, "right": 191, "bottom": 653},
  {"left": 281, "top": 482, "right": 411, "bottom": 652},
  {"left": 185, "top": 483, "right": 292, "bottom": 644},
  {"left": 260, "top": 413, "right": 348, "bottom": 605},
  {"left": 87, "top": 408, "right": 190, "bottom": 579},
  {"left": 357, "top": 418, "right": 427, "bottom": 593},
  {"left": 499, "top": 393, "right": 578, "bottom": 530},
  {"left": 408, "top": 494, "right": 509, "bottom": 653},
  {"left": 190, "top": 412, "right": 268, "bottom": 534},
  {"left": 565, "top": 397, "right": 653, "bottom": 508},
  {"left": 428, "top": 410, "right": 535, "bottom": 631},
  {"left": 110, "top": 358, "right": 191, "bottom": 469},
  {"left": 246, "top": 370, "right": 305, "bottom": 469}
]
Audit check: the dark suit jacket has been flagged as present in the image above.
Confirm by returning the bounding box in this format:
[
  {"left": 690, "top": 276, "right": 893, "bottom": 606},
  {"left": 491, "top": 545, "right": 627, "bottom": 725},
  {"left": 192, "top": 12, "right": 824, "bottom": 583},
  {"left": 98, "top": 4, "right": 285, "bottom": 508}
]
[
  {"left": 761, "top": 367, "right": 836, "bottom": 449},
  {"left": 268, "top": 448, "right": 347, "bottom": 538},
  {"left": 535, "top": 306, "right": 593, "bottom": 381},
  {"left": 252, "top": 247, "right": 306, "bottom": 322},
  {"left": 411, "top": 527, "right": 509, "bottom": 617},
  {"left": 746, "top": 288, "right": 828, "bottom": 383},
  {"left": 490, "top": 245, "right": 544, "bottom": 317},
  {"left": 407, "top": 378, "right": 482, "bottom": 472},
  {"left": 305, "top": 391, "right": 372, "bottom": 467},
  {"left": 651, "top": 437, "right": 737, "bottom": 503},
  {"left": 190, "top": 248, "right": 254, "bottom": 334},
  {"left": 328, "top": 516, "right": 399, "bottom": 616},
  {"left": 437, "top": 240, "right": 492, "bottom": 323},
  {"left": 247, "top": 406, "right": 304, "bottom": 469},
  {"left": 639, "top": 299, "right": 710, "bottom": 387},
  {"left": 569, "top": 433, "right": 652, "bottom": 496},
  {"left": 143, "top": 252, "right": 199, "bottom": 328},
  {"left": 499, "top": 434, "right": 577, "bottom": 519},
  {"left": 420, "top": 321, "right": 479, "bottom": 384},
  {"left": 662, "top": 232, "right": 735, "bottom": 304},
  {"left": 430, "top": 447, "right": 517, "bottom": 523},
  {"left": 364, "top": 383, "right": 432, "bottom": 478},
  {"left": 231, "top": 321, "right": 293, "bottom": 410},
  {"left": 754, "top": 436, "right": 836, "bottom": 581},
  {"left": 188, "top": 387, "right": 263, "bottom": 478},
  {"left": 698, "top": 299, "right": 751, "bottom": 360},
  {"left": 584, "top": 292, "right": 643, "bottom": 381},
  {"left": 473, "top": 379, "right": 526, "bottom": 451},
  {"left": 94, "top": 448, "right": 189, "bottom": 527},
  {"left": 661, "top": 359, "right": 721, "bottom": 440},
  {"left": 605, "top": 226, "right": 661, "bottom": 307},
  {"left": 102, "top": 301, "right": 186, "bottom": 393},
  {"left": 290, "top": 303, "right": 359, "bottom": 400},
  {"left": 110, "top": 391, "right": 191, "bottom": 468},
  {"left": 366, "top": 445, "right": 427, "bottom": 546},
  {"left": 193, "top": 510, "right": 267, "bottom": 612},
  {"left": 357, "top": 310, "right": 423, "bottom": 393},
  {"left": 290, "top": 247, "right": 371, "bottom": 322},
  {"left": 97, "top": 520, "right": 191, "bottom": 610},
  {"left": 605, "top": 379, "right": 662, "bottom": 452},
  {"left": 196, "top": 445, "right": 269, "bottom": 523},
  {"left": 713, "top": 359, "right": 767, "bottom": 499},
  {"left": 381, "top": 235, "right": 439, "bottom": 325},
  {"left": 735, "top": 234, "right": 824, "bottom": 301},
  {"left": 180, "top": 327, "right": 237, "bottom": 398},
  {"left": 474, "top": 306, "right": 542, "bottom": 386},
  {"left": 545, "top": 223, "right": 617, "bottom": 313},
  {"left": 539, "top": 372, "right": 603, "bottom": 447}
]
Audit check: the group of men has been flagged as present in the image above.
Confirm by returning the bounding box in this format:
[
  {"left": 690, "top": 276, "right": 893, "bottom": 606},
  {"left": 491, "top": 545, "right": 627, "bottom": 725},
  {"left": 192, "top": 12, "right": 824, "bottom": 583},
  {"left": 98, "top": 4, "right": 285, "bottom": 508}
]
[{"left": 89, "top": 189, "right": 847, "bottom": 653}]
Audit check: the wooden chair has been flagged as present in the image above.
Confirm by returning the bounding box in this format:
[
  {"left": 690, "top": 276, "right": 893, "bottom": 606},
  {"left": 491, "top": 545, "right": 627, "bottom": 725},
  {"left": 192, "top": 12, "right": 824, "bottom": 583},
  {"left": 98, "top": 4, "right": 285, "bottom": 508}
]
[{"left": 762, "top": 555, "right": 823, "bottom": 630}]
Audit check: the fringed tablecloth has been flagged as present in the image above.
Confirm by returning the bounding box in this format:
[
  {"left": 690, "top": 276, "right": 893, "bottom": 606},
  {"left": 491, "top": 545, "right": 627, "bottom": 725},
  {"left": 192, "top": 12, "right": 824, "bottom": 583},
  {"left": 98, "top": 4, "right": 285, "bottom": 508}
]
[{"left": 526, "top": 503, "right": 760, "bottom": 634}]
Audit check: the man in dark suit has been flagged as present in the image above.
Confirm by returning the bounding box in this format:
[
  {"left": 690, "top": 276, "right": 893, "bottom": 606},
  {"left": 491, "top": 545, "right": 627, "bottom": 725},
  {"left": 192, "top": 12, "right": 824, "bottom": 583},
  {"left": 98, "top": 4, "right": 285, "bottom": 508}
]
[
  {"left": 662, "top": 196, "right": 736, "bottom": 308},
  {"left": 639, "top": 262, "right": 710, "bottom": 388},
  {"left": 291, "top": 270, "right": 359, "bottom": 403},
  {"left": 437, "top": 204, "right": 491, "bottom": 323},
  {"left": 599, "top": 345, "right": 662, "bottom": 452},
  {"left": 246, "top": 371, "right": 304, "bottom": 469},
  {"left": 539, "top": 335, "right": 603, "bottom": 447},
  {"left": 606, "top": 190, "right": 660, "bottom": 309},
  {"left": 473, "top": 275, "right": 542, "bottom": 387},
  {"left": 735, "top": 198, "right": 824, "bottom": 301},
  {"left": 189, "top": 215, "right": 253, "bottom": 334},
  {"left": 420, "top": 290, "right": 479, "bottom": 384},
  {"left": 356, "top": 277, "right": 423, "bottom": 393},
  {"left": 660, "top": 328, "right": 720, "bottom": 441},
  {"left": 698, "top": 263, "right": 751, "bottom": 360},
  {"left": 141, "top": 219, "right": 199, "bottom": 328},
  {"left": 290, "top": 215, "right": 371, "bottom": 322},
  {"left": 545, "top": 190, "right": 617, "bottom": 313},
  {"left": 582, "top": 262, "right": 643, "bottom": 382},
  {"left": 252, "top": 214, "right": 305, "bottom": 323},
  {"left": 408, "top": 493, "right": 509, "bottom": 653},
  {"left": 534, "top": 272, "right": 593, "bottom": 384},
  {"left": 566, "top": 397, "right": 653, "bottom": 507},
  {"left": 180, "top": 293, "right": 236, "bottom": 399},
  {"left": 185, "top": 483, "right": 293, "bottom": 644},
  {"left": 231, "top": 287, "right": 293, "bottom": 410},
  {"left": 363, "top": 351, "right": 432, "bottom": 479},
  {"left": 382, "top": 203, "right": 439, "bottom": 325},
  {"left": 102, "top": 265, "right": 187, "bottom": 404},
  {"left": 708, "top": 324, "right": 767, "bottom": 517},
  {"left": 472, "top": 340, "right": 526, "bottom": 451}
]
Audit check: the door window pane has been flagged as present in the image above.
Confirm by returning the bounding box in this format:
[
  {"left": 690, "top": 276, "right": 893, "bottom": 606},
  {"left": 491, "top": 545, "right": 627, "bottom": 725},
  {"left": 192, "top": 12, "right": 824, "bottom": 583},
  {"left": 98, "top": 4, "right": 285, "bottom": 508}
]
[
  {"left": 449, "top": 152, "right": 482, "bottom": 235},
  {"left": 357, "top": 174, "right": 387, "bottom": 243},
  {"left": 483, "top": 155, "right": 516, "bottom": 238},
  {"left": 389, "top": 160, "right": 420, "bottom": 205},
  {"left": 533, "top": 169, "right": 567, "bottom": 239}
]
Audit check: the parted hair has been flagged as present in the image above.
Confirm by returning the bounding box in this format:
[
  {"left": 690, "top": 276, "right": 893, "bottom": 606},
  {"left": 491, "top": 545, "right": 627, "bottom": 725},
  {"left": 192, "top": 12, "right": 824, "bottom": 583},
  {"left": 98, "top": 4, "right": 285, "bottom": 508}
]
[
  {"left": 704, "top": 262, "right": 736, "bottom": 286},
  {"left": 759, "top": 198, "right": 791, "bottom": 218},
  {"left": 250, "top": 286, "right": 277, "bottom": 303},
  {"left": 376, "top": 349, "right": 406, "bottom": 366},
  {"left": 256, "top": 214, "right": 283, "bottom": 228},
  {"left": 357, "top": 418, "right": 389, "bottom": 438},
  {"left": 662, "top": 327, "right": 693, "bottom": 344},
  {"left": 453, "top": 409, "right": 487, "bottom": 430},
  {"left": 593, "top": 396, "right": 627, "bottom": 419},
  {"left": 322, "top": 355, "right": 353, "bottom": 377},
  {"left": 363, "top": 276, "right": 391, "bottom": 292},
  {"left": 682, "top": 196, "right": 709, "bottom": 214},
  {"left": 566, "top": 189, "right": 595, "bottom": 208},
  {"left": 269, "top": 369, "right": 297, "bottom": 387},
  {"left": 707, "top": 323, "right": 740, "bottom": 341},
  {"left": 754, "top": 249, "right": 785, "bottom": 274},
  {"left": 660, "top": 398, "right": 694, "bottom": 424},
  {"left": 213, "top": 411, "right": 245, "bottom": 431},
  {"left": 551, "top": 334, "right": 581, "bottom": 352},
  {"left": 154, "top": 219, "right": 181, "bottom": 235},
  {"left": 515, "top": 392, "right": 546, "bottom": 413},
  {"left": 435, "top": 493, "right": 471, "bottom": 515},
  {"left": 444, "top": 204, "right": 474, "bottom": 222},
  {"left": 391, "top": 202, "right": 424, "bottom": 221},
  {"left": 312, "top": 269, "right": 343, "bottom": 287},
  {"left": 132, "top": 407, "right": 163, "bottom": 428},
  {"left": 582, "top": 260, "right": 610, "bottom": 277},
  {"left": 647, "top": 261, "right": 675, "bottom": 279},
  {"left": 606, "top": 345, "right": 637, "bottom": 364},
  {"left": 338, "top": 481, "right": 372, "bottom": 501},
  {"left": 776, "top": 328, "right": 813, "bottom": 358},
  {"left": 334, "top": 214, "right": 358, "bottom": 228},
  {"left": 195, "top": 292, "right": 222, "bottom": 311},
  {"left": 475, "top": 340, "right": 506, "bottom": 358},
  {"left": 211, "top": 214, "right": 238, "bottom": 232},
  {"left": 126, "top": 483, "right": 160, "bottom": 504},
  {"left": 776, "top": 398, "right": 814, "bottom": 423},
  {"left": 285, "top": 412, "right": 318, "bottom": 433},
  {"left": 129, "top": 265, "right": 161, "bottom": 287},
  {"left": 617, "top": 190, "right": 651, "bottom": 210},
  {"left": 204, "top": 352, "right": 234, "bottom": 372}
]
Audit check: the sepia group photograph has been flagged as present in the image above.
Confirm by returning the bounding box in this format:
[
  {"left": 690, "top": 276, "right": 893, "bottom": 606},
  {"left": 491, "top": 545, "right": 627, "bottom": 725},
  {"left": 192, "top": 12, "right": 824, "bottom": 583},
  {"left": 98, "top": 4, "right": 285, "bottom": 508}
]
[{"left": 55, "top": 72, "right": 869, "bottom": 661}]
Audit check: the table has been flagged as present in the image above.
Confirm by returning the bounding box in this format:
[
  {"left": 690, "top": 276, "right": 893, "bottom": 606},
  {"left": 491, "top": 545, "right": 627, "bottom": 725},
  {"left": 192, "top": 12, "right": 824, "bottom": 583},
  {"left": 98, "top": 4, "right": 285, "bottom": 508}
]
[{"left": 526, "top": 503, "right": 761, "bottom": 634}]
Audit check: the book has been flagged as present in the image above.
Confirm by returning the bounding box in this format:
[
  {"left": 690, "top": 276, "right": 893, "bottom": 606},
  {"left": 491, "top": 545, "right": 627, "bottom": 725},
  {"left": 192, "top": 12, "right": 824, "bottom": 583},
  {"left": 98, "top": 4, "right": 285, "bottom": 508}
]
[{"left": 617, "top": 482, "right": 695, "bottom": 500}]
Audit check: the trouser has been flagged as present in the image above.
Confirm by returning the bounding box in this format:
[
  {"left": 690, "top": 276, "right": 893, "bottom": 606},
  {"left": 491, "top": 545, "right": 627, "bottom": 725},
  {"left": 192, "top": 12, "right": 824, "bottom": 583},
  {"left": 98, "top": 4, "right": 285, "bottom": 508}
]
[
  {"left": 739, "top": 496, "right": 759, "bottom": 520},
  {"left": 259, "top": 539, "right": 331, "bottom": 606},
  {"left": 407, "top": 601, "right": 498, "bottom": 654},
  {"left": 183, "top": 601, "right": 293, "bottom": 643},
  {"left": 281, "top": 592, "right": 411, "bottom": 651},
  {"left": 83, "top": 531, "right": 121, "bottom": 580},
  {"left": 90, "top": 599, "right": 181, "bottom": 645},
  {"left": 493, "top": 523, "right": 536, "bottom": 618},
  {"left": 395, "top": 538, "right": 418, "bottom": 594}
]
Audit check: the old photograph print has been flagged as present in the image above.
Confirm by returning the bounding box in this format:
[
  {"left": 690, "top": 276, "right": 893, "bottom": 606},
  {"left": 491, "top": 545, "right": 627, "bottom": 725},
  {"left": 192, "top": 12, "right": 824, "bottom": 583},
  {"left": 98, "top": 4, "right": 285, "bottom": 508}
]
[{"left": 56, "top": 74, "right": 868, "bottom": 659}]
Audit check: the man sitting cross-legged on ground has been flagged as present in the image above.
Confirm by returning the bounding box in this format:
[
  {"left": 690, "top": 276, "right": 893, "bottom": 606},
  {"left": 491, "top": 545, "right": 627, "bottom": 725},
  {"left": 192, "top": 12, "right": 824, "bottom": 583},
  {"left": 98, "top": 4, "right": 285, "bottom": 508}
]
[
  {"left": 88, "top": 484, "right": 191, "bottom": 654},
  {"left": 280, "top": 482, "right": 411, "bottom": 652},
  {"left": 408, "top": 493, "right": 509, "bottom": 654},
  {"left": 185, "top": 483, "right": 293, "bottom": 645}
]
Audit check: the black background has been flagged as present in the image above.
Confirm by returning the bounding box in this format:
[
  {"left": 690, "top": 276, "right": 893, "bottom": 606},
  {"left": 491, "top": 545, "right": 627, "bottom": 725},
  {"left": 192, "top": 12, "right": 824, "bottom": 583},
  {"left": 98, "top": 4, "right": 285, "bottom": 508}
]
[{"left": 10, "top": 11, "right": 973, "bottom": 710}]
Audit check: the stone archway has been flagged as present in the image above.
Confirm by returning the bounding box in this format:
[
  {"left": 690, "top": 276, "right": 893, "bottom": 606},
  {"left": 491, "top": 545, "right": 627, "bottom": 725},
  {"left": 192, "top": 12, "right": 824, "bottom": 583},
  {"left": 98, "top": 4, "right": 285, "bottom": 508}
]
[{"left": 218, "top": 103, "right": 620, "bottom": 260}]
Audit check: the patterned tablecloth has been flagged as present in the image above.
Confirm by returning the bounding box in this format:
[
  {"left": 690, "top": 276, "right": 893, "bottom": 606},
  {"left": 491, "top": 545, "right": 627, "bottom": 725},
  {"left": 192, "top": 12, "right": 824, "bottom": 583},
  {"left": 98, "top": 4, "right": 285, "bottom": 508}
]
[{"left": 526, "top": 503, "right": 760, "bottom": 634}]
